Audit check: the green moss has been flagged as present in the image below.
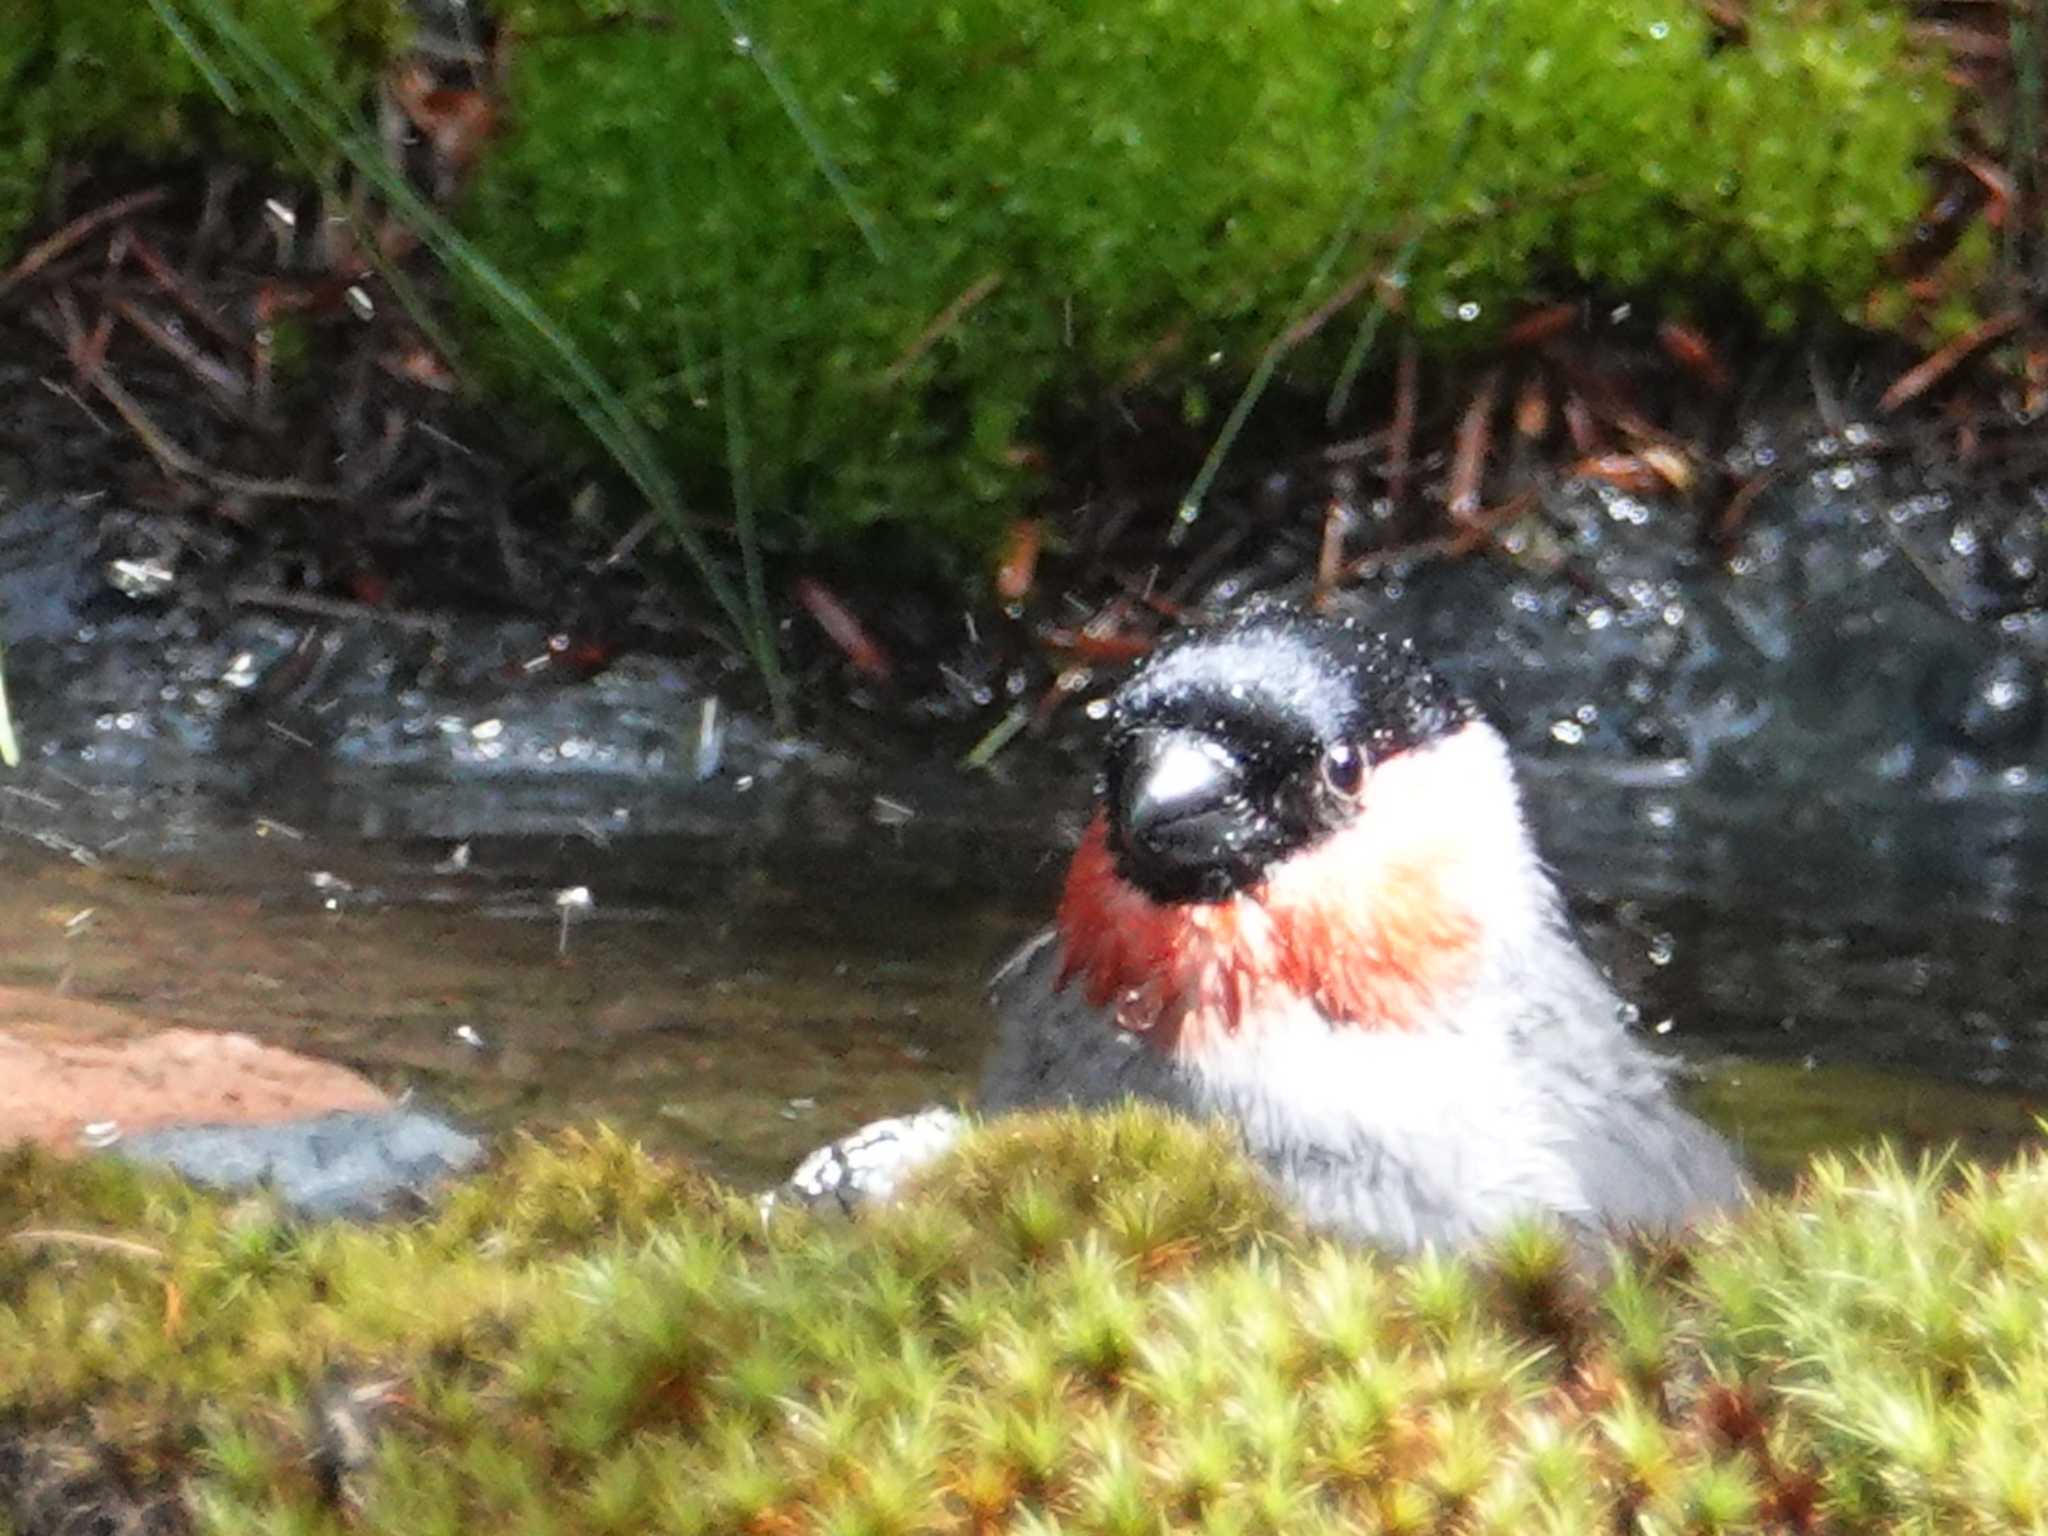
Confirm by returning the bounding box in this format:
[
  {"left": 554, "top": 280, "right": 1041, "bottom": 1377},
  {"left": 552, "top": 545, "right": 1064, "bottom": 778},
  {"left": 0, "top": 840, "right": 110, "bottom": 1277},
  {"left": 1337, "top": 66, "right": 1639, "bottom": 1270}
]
[
  {"left": 462, "top": 0, "right": 1949, "bottom": 566},
  {"left": 8, "top": 1112, "right": 2048, "bottom": 1533},
  {"left": 0, "top": 0, "right": 407, "bottom": 250}
]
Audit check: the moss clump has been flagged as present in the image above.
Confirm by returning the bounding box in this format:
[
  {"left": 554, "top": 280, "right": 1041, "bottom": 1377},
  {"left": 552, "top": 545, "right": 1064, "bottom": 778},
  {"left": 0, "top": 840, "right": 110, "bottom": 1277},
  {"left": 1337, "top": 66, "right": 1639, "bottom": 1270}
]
[
  {"left": 0, "top": 0, "right": 407, "bottom": 250},
  {"left": 7, "top": 1113, "right": 2048, "bottom": 1533},
  {"left": 464, "top": 0, "right": 1949, "bottom": 565}
]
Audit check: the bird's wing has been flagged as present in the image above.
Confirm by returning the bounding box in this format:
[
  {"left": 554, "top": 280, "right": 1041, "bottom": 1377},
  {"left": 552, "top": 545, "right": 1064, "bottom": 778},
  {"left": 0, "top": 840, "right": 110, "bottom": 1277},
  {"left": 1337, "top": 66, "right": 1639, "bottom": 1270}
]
[{"left": 982, "top": 928, "right": 1180, "bottom": 1112}]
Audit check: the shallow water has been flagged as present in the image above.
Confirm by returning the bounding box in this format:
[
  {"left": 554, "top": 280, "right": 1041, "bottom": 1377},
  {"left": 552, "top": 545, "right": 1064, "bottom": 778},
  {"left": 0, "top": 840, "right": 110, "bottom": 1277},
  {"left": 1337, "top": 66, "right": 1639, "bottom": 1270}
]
[{"left": 3, "top": 786, "right": 2042, "bottom": 1196}]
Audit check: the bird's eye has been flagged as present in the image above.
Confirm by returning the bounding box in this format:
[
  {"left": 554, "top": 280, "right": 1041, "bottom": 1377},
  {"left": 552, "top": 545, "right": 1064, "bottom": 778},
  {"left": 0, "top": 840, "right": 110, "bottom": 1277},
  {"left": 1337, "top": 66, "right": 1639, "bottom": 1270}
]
[{"left": 1321, "top": 742, "right": 1364, "bottom": 796}]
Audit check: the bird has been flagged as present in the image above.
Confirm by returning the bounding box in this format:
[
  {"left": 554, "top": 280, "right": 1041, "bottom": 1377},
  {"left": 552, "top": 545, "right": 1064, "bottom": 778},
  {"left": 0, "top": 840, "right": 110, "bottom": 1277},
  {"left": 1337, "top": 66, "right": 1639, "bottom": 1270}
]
[{"left": 786, "top": 601, "right": 1744, "bottom": 1250}]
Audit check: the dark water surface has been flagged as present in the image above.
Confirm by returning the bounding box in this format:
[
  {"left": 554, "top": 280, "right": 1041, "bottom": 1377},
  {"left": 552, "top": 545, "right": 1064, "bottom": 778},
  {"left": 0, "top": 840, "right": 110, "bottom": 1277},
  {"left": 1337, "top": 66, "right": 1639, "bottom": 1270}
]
[{"left": 3, "top": 765, "right": 2042, "bottom": 1194}]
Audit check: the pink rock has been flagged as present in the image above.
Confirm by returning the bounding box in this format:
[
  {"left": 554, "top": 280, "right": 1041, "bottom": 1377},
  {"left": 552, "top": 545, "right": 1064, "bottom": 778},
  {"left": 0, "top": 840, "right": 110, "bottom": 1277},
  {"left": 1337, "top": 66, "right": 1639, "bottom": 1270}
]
[{"left": 0, "top": 987, "right": 391, "bottom": 1153}]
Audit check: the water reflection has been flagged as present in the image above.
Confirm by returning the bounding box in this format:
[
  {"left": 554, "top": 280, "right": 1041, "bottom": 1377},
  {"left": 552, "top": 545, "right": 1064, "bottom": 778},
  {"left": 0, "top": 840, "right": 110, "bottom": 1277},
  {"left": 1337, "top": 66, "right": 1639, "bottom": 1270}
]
[{"left": 0, "top": 783, "right": 2041, "bottom": 1195}]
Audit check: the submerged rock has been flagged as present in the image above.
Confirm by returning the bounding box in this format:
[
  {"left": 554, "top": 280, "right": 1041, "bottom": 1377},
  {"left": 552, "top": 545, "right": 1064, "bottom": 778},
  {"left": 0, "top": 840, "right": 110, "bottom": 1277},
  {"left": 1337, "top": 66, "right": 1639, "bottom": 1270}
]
[{"left": 120, "top": 1111, "right": 483, "bottom": 1220}]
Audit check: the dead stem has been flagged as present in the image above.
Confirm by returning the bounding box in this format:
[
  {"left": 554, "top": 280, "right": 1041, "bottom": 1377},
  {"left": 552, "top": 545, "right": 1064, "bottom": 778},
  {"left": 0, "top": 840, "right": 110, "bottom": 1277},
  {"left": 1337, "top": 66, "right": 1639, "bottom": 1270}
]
[
  {"left": 44, "top": 291, "right": 340, "bottom": 501},
  {"left": 1447, "top": 367, "right": 1502, "bottom": 524},
  {"left": 1878, "top": 309, "right": 2025, "bottom": 413},
  {"left": 1312, "top": 498, "right": 1347, "bottom": 608},
  {"left": 0, "top": 187, "right": 170, "bottom": 302},
  {"left": 121, "top": 229, "right": 247, "bottom": 348},
  {"left": 1388, "top": 338, "right": 1420, "bottom": 507},
  {"left": 112, "top": 296, "right": 252, "bottom": 411},
  {"left": 8, "top": 1227, "right": 167, "bottom": 1262},
  {"left": 880, "top": 271, "right": 1005, "bottom": 387}
]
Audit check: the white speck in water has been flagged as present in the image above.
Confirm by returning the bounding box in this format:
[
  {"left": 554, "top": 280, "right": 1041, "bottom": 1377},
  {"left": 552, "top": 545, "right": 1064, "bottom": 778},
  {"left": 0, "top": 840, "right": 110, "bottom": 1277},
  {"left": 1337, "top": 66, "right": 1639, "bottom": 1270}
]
[
  {"left": 1950, "top": 524, "right": 1980, "bottom": 557},
  {"left": 1647, "top": 933, "right": 1675, "bottom": 967},
  {"left": 871, "top": 795, "right": 915, "bottom": 827},
  {"left": 1653, "top": 1017, "right": 1675, "bottom": 1035},
  {"left": 1829, "top": 465, "right": 1858, "bottom": 491},
  {"left": 1643, "top": 799, "right": 1677, "bottom": 830},
  {"left": 1550, "top": 718, "right": 1585, "bottom": 745},
  {"left": 1084, "top": 697, "right": 1112, "bottom": 720},
  {"left": 470, "top": 717, "right": 504, "bottom": 741},
  {"left": 554, "top": 886, "right": 593, "bottom": 956},
  {"left": 695, "top": 696, "right": 723, "bottom": 780}
]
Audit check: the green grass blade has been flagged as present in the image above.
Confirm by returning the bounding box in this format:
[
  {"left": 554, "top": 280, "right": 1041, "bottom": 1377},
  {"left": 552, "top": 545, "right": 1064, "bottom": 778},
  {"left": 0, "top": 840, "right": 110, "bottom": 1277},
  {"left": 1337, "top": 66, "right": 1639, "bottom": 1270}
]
[
  {"left": 1175, "top": 0, "right": 1464, "bottom": 540},
  {"left": 1326, "top": 0, "right": 1507, "bottom": 423},
  {"left": 140, "top": 0, "right": 243, "bottom": 111},
  {"left": 157, "top": 0, "right": 790, "bottom": 724},
  {"left": 705, "top": 0, "right": 888, "bottom": 264}
]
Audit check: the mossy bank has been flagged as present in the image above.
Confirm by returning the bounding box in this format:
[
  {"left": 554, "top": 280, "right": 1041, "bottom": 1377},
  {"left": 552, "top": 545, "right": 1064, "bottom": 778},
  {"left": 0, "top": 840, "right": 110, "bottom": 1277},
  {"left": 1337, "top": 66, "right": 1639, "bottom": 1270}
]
[
  {"left": 0, "top": 0, "right": 405, "bottom": 246},
  {"left": 5, "top": 0, "right": 1959, "bottom": 576},
  {"left": 466, "top": 0, "right": 1952, "bottom": 561},
  {"left": 5, "top": 1107, "right": 2048, "bottom": 1534}
]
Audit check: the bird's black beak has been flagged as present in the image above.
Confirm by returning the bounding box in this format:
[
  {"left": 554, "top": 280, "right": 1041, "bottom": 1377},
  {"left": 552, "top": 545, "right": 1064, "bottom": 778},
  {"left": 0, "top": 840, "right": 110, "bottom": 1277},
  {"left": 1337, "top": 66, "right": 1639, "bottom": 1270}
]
[{"left": 1111, "top": 728, "right": 1248, "bottom": 902}]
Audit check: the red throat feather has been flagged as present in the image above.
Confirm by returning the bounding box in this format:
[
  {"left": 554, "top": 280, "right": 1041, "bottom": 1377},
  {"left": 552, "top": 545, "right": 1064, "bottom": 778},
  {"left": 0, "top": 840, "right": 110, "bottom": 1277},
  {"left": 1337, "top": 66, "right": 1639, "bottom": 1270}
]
[{"left": 1054, "top": 812, "right": 1481, "bottom": 1049}]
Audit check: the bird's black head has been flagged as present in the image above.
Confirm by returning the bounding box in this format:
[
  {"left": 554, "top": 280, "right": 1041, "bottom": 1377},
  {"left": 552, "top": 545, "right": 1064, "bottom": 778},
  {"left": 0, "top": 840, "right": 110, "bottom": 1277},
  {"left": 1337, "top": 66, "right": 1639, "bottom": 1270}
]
[{"left": 1102, "top": 603, "right": 1476, "bottom": 904}]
